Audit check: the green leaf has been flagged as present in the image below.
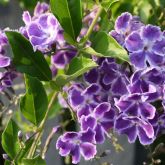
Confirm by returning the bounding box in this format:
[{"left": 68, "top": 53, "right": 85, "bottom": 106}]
[
  {"left": 2, "top": 119, "right": 20, "bottom": 159},
  {"left": 101, "top": 0, "right": 119, "bottom": 11},
  {"left": 50, "top": 0, "right": 82, "bottom": 41},
  {"left": 54, "top": 56, "right": 98, "bottom": 87},
  {"left": 81, "top": 47, "right": 104, "bottom": 57},
  {"left": 22, "top": 155, "right": 46, "bottom": 165},
  {"left": 91, "top": 31, "right": 129, "bottom": 62},
  {"left": 20, "top": 75, "right": 48, "bottom": 126},
  {"left": 6, "top": 31, "right": 52, "bottom": 81}
]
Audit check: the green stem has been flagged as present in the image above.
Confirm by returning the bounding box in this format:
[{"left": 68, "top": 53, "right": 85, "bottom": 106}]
[
  {"left": 27, "top": 91, "right": 58, "bottom": 158},
  {"left": 82, "top": 6, "right": 103, "bottom": 44}
]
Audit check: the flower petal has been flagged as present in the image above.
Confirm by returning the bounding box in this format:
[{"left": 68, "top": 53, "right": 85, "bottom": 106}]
[
  {"left": 137, "top": 126, "right": 154, "bottom": 145},
  {"left": 95, "top": 124, "right": 105, "bottom": 143},
  {"left": 80, "top": 142, "right": 97, "bottom": 160},
  {"left": 80, "top": 115, "right": 96, "bottom": 131},
  {"left": 94, "top": 102, "right": 111, "bottom": 118},
  {"left": 139, "top": 102, "right": 156, "bottom": 119},
  {"left": 125, "top": 32, "right": 143, "bottom": 52},
  {"left": 130, "top": 51, "right": 146, "bottom": 68},
  {"left": 71, "top": 145, "right": 81, "bottom": 164},
  {"left": 142, "top": 25, "right": 161, "bottom": 42},
  {"left": 115, "top": 12, "right": 132, "bottom": 34},
  {"left": 0, "top": 55, "right": 10, "bottom": 68},
  {"left": 120, "top": 125, "right": 137, "bottom": 143}
]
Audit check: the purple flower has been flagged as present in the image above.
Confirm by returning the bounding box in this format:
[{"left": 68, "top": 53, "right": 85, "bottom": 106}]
[
  {"left": 125, "top": 25, "right": 164, "bottom": 68},
  {"left": 80, "top": 102, "right": 115, "bottom": 143},
  {"left": 128, "top": 67, "right": 164, "bottom": 101},
  {"left": 34, "top": 2, "right": 49, "bottom": 17},
  {"left": 115, "top": 114, "right": 155, "bottom": 145},
  {"left": 22, "top": 2, "right": 60, "bottom": 52},
  {"left": 99, "top": 59, "right": 129, "bottom": 96},
  {"left": 115, "top": 93, "right": 156, "bottom": 120},
  {"left": 0, "top": 70, "right": 17, "bottom": 91},
  {"left": 56, "top": 128, "right": 97, "bottom": 164},
  {"left": 51, "top": 48, "right": 76, "bottom": 69},
  {"left": 26, "top": 13, "right": 59, "bottom": 52},
  {"left": 0, "top": 30, "right": 10, "bottom": 68},
  {"left": 110, "top": 12, "right": 143, "bottom": 46},
  {"left": 84, "top": 68, "right": 99, "bottom": 84},
  {"left": 68, "top": 83, "right": 101, "bottom": 115}
]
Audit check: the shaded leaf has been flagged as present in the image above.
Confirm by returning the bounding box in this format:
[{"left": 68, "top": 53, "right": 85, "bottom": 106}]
[
  {"left": 91, "top": 31, "right": 129, "bottom": 62},
  {"left": 20, "top": 75, "right": 48, "bottom": 126},
  {"left": 6, "top": 31, "right": 52, "bottom": 81},
  {"left": 50, "top": 0, "right": 82, "bottom": 41},
  {"left": 101, "top": 0, "right": 119, "bottom": 11},
  {"left": 2, "top": 119, "right": 20, "bottom": 159}
]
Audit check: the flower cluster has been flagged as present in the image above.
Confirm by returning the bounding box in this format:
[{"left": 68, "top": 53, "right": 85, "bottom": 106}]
[
  {"left": 0, "top": 30, "right": 17, "bottom": 91},
  {"left": 110, "top": 12, "right": 165, "bottom": 145},
  {"left": 110, "top": 12, "right": 165, "bottom": 69},
  {"left": 21, "top": 2, "right": 77, "bottom": 76},
  {"left": 57, "top": 12, "right": 165, "bottom": 164}
]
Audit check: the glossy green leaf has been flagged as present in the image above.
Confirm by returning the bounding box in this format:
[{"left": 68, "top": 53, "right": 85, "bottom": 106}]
[
  {"left": 91, "top": 31, "right": 129, "bottom": 62},
  {"left": 50, "top": 0, "right": 82, "bottom": 41},
  {"left": 2, "top": 119, "right": 20, "bottom": 159},
  {"left": 6, "top": 31, "right": 52, "bottom": 81},
  {"left": 22, "top": 155, "right": 46, "bottom": 165},
  {"left": 53, "top": 56, "right": 98, "bottom": 87},
  {"left": 101, "top": 0, "right": 119, "bottom": 11},
  {"left": 20, "top": 75, "right": 48, "bottom": 126}
]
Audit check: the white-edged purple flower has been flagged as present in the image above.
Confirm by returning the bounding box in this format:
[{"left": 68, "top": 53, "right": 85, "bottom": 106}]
[
  {"left": 68, "top": 83, "right": 101, "bottom": 115},
  {"left": 115, "top": 93, "right": 156, "bottom": 120},
  {"left": 26, "top": 13, "right": 59, "bottom": 52},
  {"left": 0, "top": 30, "right": 10, "bottom": 68},
  {"left": 128, "top": 67, "right": 164, "bottom": 101},
  {"left": 125, "top": 25, "right": 165, "bottom": 68},
  {"left": 56, "top": 128, "right": 97, "bottom": 164},
  {"left": 22, "top": 2, "right": 60, "bottom": 52},
  {"left": 34, "top": 2, "right": 49, "bottom": 17},
  {"left": 99, "top": 59, "right": 129, "bottom": 96},
  {"left": 80, "top": 102, "right": 115, "bottom": 144},
  {"left": 110, "top": 12, "right": 143, "bottom": 46},
  {"left": 115, "top": 114, "right": 155, "bottom": 145},
  {"left": 51, "top": 48, "right": 76, "bottom": 69}
]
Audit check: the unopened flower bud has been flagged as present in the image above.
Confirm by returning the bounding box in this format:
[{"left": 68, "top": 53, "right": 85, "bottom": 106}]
[
  {"left": 2, "top": 154, "right": 10, "bottom": 160},
  {"left": 18, "top": 130, "right": 23, "bottom": 141}
]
